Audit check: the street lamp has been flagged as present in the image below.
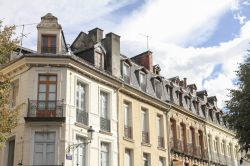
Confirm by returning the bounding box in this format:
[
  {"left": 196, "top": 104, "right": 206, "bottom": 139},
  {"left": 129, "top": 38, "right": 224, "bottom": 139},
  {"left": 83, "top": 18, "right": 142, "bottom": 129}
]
[{"left": 66, "top": 126, "right": 95, "bottom": 153}]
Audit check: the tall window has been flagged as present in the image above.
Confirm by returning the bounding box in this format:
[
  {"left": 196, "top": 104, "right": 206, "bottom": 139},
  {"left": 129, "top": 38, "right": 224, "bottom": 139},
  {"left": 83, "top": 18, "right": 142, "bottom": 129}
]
[
  {"left": 180, "top": 123, "right": 186, "bottom": 151},
  {"left": 170, "top": 119, "right": 177, "bottom": 149},
  {"left": 42, "top": 35, "right": 56, "bottom": 53},
  {"left": 10, "top": 79, "right": 19, "bottom": 107},
  {"left": 189, "top": 127, "right": 195, "bottom": 147},
  {"left": 100, "top": 91, "right": 110, "bottom": 132},
  {"left": 169, "top": 87, "right": 173, "bottom": 101},
  {"left": 95, "top": 52, "right": 103, "bottom": 69},
  {"left": 38, "top": 75, "right": 57, "bottom": 116},
  {"left": 143, "top": 153, "right": 150, "bottom": 166},
  {"left": 157, "top": 115, "right": 164, "bottom": 148},
  {"left": 76, "top": 82, "right": 88, "bottom": 125},
  {"left": 75, "top": 136, "right": 86, "bottom": 166},
  {"left": 123, "top": 63, "right": 130, "bottom": 83},
  {"left": 179, "top": 93, "right": 183, "bottom": 106},
  {"left": 34, "top": 132, "right": 55, "bottom": 165},
  {"left": 124, "top": 102, "right": 132, "bottom": 139},
  {"left": 124, "top": 149, "right": 133, "bottom": 166},
  {"left": 159, "top": 157, "right": 165, "bottom": 166},
  {"left": 139, "top": 72, "right": 147, "bottom": 92},
  {"left": 214, "top": 139, "right": 218, "bottom": 153},
  {"left": 7, "top": 138, "right": 15, "bottom": 166},
  {"left": 155, "top": 80, "right": 162, "bottom": 99},
  {"left": 221, "top": 141, "right": 225, "bottom": 156},
  {"left": 141, "top": 109, "right": 149, "bottom": 143},
  {"left": 101, "top": 142, "right": 109, "bottom": 166}
]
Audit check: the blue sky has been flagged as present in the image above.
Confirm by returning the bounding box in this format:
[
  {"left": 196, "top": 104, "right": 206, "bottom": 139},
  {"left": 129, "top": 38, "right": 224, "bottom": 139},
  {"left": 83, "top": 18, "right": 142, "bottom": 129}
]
[{"left": 1, "top": 0, "right": 250, "bottom": 108}]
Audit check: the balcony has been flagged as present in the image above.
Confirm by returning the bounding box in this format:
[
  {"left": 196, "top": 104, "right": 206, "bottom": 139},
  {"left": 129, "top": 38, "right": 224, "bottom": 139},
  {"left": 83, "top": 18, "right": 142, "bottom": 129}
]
[
  {"left": 100, "top": 117, "right": 110, "bottom": 132},
  {"left": 25, "top": 99, "right": 65, "bottom": 122},
  {"left": 170, "top": 138, "right": 184, "bottom": 153},
  {"left": 124, "top": 125, "right": 133, "bottom": 139},
  {"left": 76, "top": 108, "right": 88, "bottom": 125},
  {"left": 158, "top": 136, "right": 164, "bottom": 148},
  {"left": 142, "top": 131, "right": 150, "bottom": 144}
]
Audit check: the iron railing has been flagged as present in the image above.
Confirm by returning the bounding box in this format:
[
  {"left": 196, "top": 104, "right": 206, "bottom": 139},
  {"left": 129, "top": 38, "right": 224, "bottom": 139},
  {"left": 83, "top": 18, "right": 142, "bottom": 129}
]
[
  {"left": 142, "top": 131, "right": 150, "bottom": 144},
  {"left": 27, "top": 99, "right": 64, "bottom": 118},
  {"left": 100, "top": 117, "right": 110, "bottom": 132},
  {"left": 124, "top": 125, "right": 133, "bottom": 139},
  {"left": 158, "top": 136, "right": 164, "bottom": 148},
  {"left": 76, "top": 108, "right": 88, "bottom": 125}
]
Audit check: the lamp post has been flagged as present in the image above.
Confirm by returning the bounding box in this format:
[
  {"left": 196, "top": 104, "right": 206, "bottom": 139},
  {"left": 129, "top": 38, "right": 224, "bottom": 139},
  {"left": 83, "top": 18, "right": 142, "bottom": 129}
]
[{"left": 66, "top": 126, "right": 95, "bottom": 154}]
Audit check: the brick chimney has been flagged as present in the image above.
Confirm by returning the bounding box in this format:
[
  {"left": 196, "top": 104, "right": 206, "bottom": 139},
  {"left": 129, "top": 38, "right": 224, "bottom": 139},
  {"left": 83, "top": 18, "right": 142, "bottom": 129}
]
[
  {"left": 104, "top": 32, "right": 121, "bottom": 78},
  {"left": 131, "top": 51, "right": 153, "bottom": 72}
]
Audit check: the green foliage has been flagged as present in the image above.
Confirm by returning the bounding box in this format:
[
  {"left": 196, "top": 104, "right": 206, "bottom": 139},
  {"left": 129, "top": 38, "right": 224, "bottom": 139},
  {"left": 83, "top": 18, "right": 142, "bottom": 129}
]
[
  {"left": 225, "top": 55, "right": 250, "bottom": 154},
  {"left": 0, "top": 20, "right": 20, "bottom": 146}
]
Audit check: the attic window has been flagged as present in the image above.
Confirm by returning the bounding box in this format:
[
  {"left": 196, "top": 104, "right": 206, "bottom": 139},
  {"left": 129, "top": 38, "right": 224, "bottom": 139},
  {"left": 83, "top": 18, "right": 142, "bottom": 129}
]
[
  {"left": 123, "top": 62, "right": 130, "bottom": 84},
  {"left": 95, "top": 52, "right": 103, "bottom": 69},
  {"left": 139, "top": 72, "right": 147, "bottom": 92},
  {"left": 155, "top": 79, "right": 162, "bottom": 99},
  {"left": 201, "top": 105, "right": 206, "bottom": 117},
  {"left": 216, "top": 113, "right": 220, "bottom": 124},
  {"left": 42, "top": 35, "right": 56, "bottom": 53},
  {"left": 209, "top": 109, "right": 213, "bottom": 121}
]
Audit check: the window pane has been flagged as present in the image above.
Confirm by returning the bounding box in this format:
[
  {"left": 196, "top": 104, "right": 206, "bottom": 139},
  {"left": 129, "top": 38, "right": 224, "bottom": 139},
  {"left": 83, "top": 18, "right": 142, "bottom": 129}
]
[
  {"left": 48, "top": 93, "right": 56, "bottom": 100},
  {"left": 39, "top": 84, "right": 46, "bottom": 92},
  {"left": 49, "top": 76, "right": 56, "bottom": 81},
  {"left": 100, "top": 92, "right": 108, "bottom": 118},
  {"left": 49, "top": 84, "right": 56, "bottom": 92},
  {"left": 101, "top": 143, "right": 109, "bottom": 166},
  {"left": 39, "top": 93, "right": 46, "bottom": 101},
  {"left": 125, "top": 149, "right": 131, "bottom": 166},
  {"left": 39, "top": 76, "right": 47, "bottom": 81}
]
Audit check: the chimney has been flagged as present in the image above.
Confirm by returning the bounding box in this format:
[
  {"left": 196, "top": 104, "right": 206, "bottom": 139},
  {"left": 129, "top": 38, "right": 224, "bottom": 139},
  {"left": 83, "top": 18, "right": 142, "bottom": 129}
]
[
  {"left": 183, "top": 78, "right": 187, "bottom": 88},
  {"left": 207, "top": 96, "right": 217, "bottom": 107},
  {"left": 196, "top": 90, "right": 208, "bottom": 102},
  {"left": 131, "top": 51, "right": 153, "bottom": 72},
  {"left": 88, "top": 28, "right": 103, "bottom": 44},
  {"left": 104, "top": 32, "right": 121, "bottom": 78},
  {"left": 37, "top": 13, "right": 63, "bottom": 54}
]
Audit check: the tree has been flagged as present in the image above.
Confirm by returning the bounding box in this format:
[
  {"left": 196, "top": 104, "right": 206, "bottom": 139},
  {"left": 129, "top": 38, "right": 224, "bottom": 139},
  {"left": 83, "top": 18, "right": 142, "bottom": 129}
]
[
  {"left": 225, "top": 54, "right": 250, "bottom": 156},
  {"left": 0, "top": 20, "right": 20, "bottom": 146}
]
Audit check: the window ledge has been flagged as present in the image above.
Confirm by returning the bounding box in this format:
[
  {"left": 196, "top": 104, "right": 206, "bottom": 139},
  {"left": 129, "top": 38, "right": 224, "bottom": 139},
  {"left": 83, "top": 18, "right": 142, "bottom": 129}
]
[
  {"left": 99, "top": 130, "right": 113, "bottom": 136},
  {"left": 75, "top": 122, "right": 89, "bottom": 129},
  {"left": 123, "top": 137, "right": 134, "bottom": 143},
  {"left": 157, "top": 146, "right": 166, "bottom": 151},
  {"left": 141, "top": 142, "right": 151, "bottom": 147}
]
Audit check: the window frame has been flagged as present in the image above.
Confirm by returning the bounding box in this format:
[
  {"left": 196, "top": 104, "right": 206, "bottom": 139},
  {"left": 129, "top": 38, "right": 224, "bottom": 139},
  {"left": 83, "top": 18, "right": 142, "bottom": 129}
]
[{"left": 41, "top": 34, "right": 57, "bottom": 54}]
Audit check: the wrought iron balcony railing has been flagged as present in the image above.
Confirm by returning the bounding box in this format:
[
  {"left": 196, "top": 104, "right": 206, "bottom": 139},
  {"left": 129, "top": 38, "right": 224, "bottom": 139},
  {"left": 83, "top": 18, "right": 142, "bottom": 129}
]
[
  {"left": 26, "top": 100, "right": 64, "bottom": 121},
  {"left": 158, "top": 136, "right": 164, "bottom": 148},
  {"left": 142, "top": 131, "right": 150, "bottom": 144},
  {"left": 100, "top": 117, "right": 110, "bottom": 132},
  {"left": 124, "top": 125, "right": 133, "bottom": 139},
  {"left": 76, "top": 108, "right": 88, "bottom": 125},
  {"left": 170, "top": 138, "right": 184, "bottom": 153}
]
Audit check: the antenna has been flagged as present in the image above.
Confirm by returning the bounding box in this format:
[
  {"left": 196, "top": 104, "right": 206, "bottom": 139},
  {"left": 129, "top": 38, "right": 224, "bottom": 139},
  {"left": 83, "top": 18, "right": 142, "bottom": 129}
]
[
  {"left": 16, "top": 23, "right": 38, "bottom": 55},
  {"left": 139, "top": 33, "right": 152, "bottom": 51}
]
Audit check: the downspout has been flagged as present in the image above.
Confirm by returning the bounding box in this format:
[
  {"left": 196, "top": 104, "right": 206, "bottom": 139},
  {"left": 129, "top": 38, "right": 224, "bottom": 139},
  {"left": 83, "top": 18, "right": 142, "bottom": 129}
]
[
  {"left": 204, "top": 123, "right": 210, "bottom": 166},
  {"left": 165, "top": 104, "right": 172, "bottom": 166},
  {"left": 117, "top": 82, "right": 124, "bottom": 166}
]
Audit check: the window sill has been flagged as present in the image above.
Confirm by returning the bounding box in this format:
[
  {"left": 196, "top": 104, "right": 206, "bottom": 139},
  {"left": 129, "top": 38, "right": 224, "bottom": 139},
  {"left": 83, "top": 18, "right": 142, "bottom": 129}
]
[
  {"left": 141, "top": 142, "right": 151, "bottom": 147},
  {"left": 75, "top": 122, "right": 89, "bottom": 129},
  {"left": 99, "top": 130, "right": 113, "bottom": 136},
  {"left": 123, "top": 137, "right": 134, "bottom": 143},
  {"left": 157, "top": 146, "right": 166, "bottom": 151}
]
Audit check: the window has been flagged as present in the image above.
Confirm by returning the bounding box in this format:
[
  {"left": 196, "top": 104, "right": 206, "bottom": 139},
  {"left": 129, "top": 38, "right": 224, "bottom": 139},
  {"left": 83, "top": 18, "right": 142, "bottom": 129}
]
[
  {"left": 143, "top": 153, "right": 150, "bottom": 166},
  {"left": 101, "top": 142, "right": 109, "bottom": 166},
  {"left": 37, "top": 75, "right": 57, "bottom": 117},
  {"left": 189, "top": 128, "right": 195, "bottom": 147},
  {"left": 155, "top": 79, "right": 162, "bottom": 99},
  {"left": 170, "top": 119, "right": 177, "bottom": 149},
  {"left": 201, "top": 105, "right": 206, "bottom": 117},
  {"left": 34, "top": 132, "right": 55, "bottom": 165},
  {"left": 123, "top": 63, "right": 130, "bottom": 83},
  {"left": 221, "top": 141, "right": 225, "bottom": 156},
  {"left": 10, "top": 79, "right": 19, "bottom": 107},
  {"left": 209, "top": 109, "right": 213, "bottom": 121},
  {"left": 193, "top": 101, "right": 199, "bottom": 114},
  {"left": 159, "top": 157, "right": 165, "bottom": 166},
  {"left": 157, "top": 115, "right": 164, "bottom": 148},
  {"left": 125, "top": 149, "right": 133, "bottom": 166},
  {"left": 76, "top": 82, "right": 88, "bottom": 125},
  {"left": 124, "top": 102, "right": 132, "bottom": 139},
  {"left": 139, "top": 72, "right": 147, "bottom": 92},
  {"left": 95, "top": 52, "right": 103, "bottom": 69},
  {"left": 100, "top": 91, "right": 110, "bottom": 132},
  {"left": 75, "top": 136, "right": 86, "bottom": 166},
  {"left": 141, "top": 109, "right": 149, "bottom": 143},
  {"left": 214, "top": 138, "right": 219, "bottom": 153},
  {"left": 42, "top": 35, "right": 56, "bottom": 53},
  {"left": 169, "top": 87, "right": 173, "bottom": 101},
  {"left": 7, "top": 138, "right": 15, "bottom": 166},
  {"left": 180, "top": 123, "right": 186, "bottom": 151},
  {"left": 179, "top": 93, "right": 183, "bottom": 106}
]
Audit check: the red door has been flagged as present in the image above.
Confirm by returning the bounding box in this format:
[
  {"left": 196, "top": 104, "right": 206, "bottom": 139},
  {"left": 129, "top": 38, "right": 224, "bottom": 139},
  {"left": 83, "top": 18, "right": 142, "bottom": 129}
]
[{"left": 37, "top": 75, "right": 57, "bottom": 117}]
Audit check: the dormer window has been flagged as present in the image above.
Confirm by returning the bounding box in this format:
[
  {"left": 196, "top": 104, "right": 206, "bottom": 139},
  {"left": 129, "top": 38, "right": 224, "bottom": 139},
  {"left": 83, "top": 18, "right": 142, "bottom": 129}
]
[
  {"left": 154, "top": 79, "right": 162, "bottom": 99},
  {"left": 123, "top": 63, "right": 130, "bottom": 84},
  {"left": 209, "top": 109, "right": 213, "bottom": 121},
  {"left": 139, "top": 72, "right": 147, "bottom": 92},
  {"left": 95, "top": 52, "right": 103, "bottom": 69},
  {"left": 176, "top": 91, "right": 183, "bottom": 106},
  {"left": 42, "top": 35, "right": 56, "bottom": 53}
]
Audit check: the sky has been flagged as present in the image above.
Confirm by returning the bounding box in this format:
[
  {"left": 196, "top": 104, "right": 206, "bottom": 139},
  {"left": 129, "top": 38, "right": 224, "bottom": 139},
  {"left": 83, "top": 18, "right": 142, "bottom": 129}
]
[{"left": 0, "top": 0, "right": 250, "bottom": 108}]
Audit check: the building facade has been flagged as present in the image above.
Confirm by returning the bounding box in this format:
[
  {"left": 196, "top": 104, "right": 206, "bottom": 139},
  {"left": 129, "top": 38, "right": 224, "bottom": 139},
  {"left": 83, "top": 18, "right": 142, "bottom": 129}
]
[{"left": 0, "top": 13, "right": 244, "bottom": 166}]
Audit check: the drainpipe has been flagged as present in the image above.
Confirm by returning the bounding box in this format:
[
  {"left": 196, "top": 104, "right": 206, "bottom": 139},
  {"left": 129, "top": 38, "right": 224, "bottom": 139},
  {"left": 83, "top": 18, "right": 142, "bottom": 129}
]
[
  {"left": 204, "top": 124, "right": 210, "bottom": 166},
  {"left": 165, "top": 104, "right": 172, "bottom": 166}
]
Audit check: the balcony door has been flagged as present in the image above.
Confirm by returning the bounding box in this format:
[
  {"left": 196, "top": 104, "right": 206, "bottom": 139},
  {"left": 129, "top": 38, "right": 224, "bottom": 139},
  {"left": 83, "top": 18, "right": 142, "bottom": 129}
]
[{"left": 37, "top": 75, "right": 57, "bottom": 117}]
